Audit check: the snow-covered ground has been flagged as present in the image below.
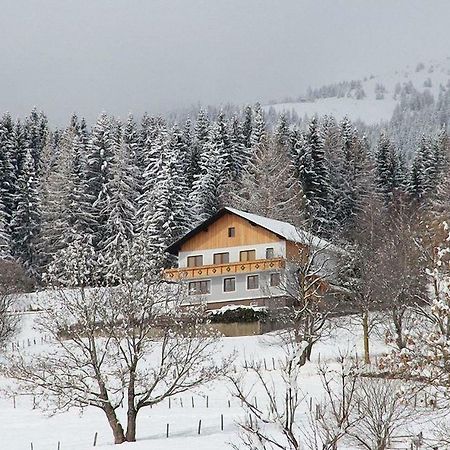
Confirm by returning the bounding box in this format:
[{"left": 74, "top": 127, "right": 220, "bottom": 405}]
[
  {"left": 0, "top": 312, "right": 410, "bottom": 450},
  {"left": 266, "top": 57, "right": 450, "bottom": 125}
]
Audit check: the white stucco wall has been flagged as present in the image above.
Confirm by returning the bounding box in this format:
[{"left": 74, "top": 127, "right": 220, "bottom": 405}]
[{"left": 184, "top": 270, "right": 286, "bottom": 304}]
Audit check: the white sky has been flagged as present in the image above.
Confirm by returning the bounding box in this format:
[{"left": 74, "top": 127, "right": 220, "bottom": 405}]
[{"left": 0, "top": 0, "right": 449, "bottom": 125}]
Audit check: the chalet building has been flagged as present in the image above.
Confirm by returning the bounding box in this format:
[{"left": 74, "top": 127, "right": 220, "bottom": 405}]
[{"left": 165, "top": 207, "right": 339, "bottom": 309}]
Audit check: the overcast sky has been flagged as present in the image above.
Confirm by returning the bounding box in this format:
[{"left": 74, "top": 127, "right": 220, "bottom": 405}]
[{"left": 1, "top": 0, "right": 449, "bottom": 125}]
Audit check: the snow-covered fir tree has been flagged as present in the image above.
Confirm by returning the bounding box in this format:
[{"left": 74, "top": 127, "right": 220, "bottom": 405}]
[
  {"left": 85, "top": 112, "right": 114, "bottom": 248},
  {"left": 99, "top": 118, "right": 140, "bottom": 278},
  {"left": 10, "top": 148, "right": 41, "bottom": 275},
  {"left": 294, "top": 116, "right": 333, "bottom": 234},
  {"left": 375, "top": 132, "right": 406, "bottom": 203},
  {"left": 408, "top": 135, "right": 435, "bottom": 201}
]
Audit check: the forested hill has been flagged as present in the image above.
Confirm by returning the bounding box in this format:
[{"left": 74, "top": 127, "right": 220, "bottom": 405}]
[{"left": 0, "top": 99, "right": 448, "bottom": 283}]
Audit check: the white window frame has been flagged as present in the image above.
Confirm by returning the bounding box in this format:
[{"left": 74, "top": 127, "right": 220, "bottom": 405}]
[
  {"left": 223, "top": 277, "right": 236, "bottom": 292},
  {"left": 246, "top": 274, "right": 259, "bottom": 290},
  {"left": 188, "top": 279, "right": 211, "bottom": 296},
  {"left": 240, "top": 248, "right": 257, "bottom": 262},
  {"left": 187, "top": 255, "right": 204, "bottom": 268}
]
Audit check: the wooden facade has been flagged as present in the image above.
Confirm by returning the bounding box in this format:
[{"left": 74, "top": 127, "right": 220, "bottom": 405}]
[{"left": 180, "top": 213, "right": 281, "bottom": 251}]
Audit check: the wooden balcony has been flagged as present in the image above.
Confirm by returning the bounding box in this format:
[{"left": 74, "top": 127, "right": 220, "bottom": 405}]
[{"left": 164, "top": 258, "right": 285, "bottom": 281}]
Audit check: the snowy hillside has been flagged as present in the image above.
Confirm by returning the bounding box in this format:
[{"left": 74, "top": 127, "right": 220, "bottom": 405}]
[
  {"left": 0, "top": 313, "right": 391, "bottom": 450},
  {"left": 266, "top": 57, "right": 450, "bottom": 125}
]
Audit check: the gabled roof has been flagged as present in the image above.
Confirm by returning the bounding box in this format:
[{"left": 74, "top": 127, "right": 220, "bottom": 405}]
[{"left": 166, "top": 207, "right": 337, "bottom": 255}]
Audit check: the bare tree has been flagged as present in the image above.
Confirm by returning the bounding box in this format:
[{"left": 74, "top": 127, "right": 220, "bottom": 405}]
[
  {"left": 229, "top": 339, "right": 309, "bottom": 450},
  {"left": 0, "top": 260, "right": 25, "bottom": 351},
  {"left": 340, "top": 194, "right": 388, "bottom": 364},
  {"left": 276, "top": 231, "right": 343, "bottom": 365},
  {"left": 375, "top": 204, "right": 427, "bottom": 351},
  {"left": 227, "top": 138, "right": 305, "bottom": 226},
  {"left": 348, "top": 378, "right": 417, "bottom": 450},
  {"left": 0, "top": 295, "right": 17, "bottom": 350},
  {"left": 304, "top": 353, "right": 360, "bottom": 450},
  {"left": 380, "top": 220, "right": 450, "bottom": 395},
  {"left": 5, "top": 238, "right": 229, "bottom": 444}
]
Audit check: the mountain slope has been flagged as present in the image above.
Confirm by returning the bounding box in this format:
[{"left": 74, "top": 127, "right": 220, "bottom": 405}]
[{"left": 266, "top": 57, "right": 450, "bottom": 125}]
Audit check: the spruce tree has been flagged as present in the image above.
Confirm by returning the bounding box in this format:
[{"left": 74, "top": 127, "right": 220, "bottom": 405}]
[
  {"left": 191, "top": 109, "right": 210, "bottom": 183},
  {"left": 296, "top": 117, "right": 333, "bottom": 233},
  {"left": 100, "top": 120, "right": 140, "bottom": 279},
  {"left": 250, "top": 103, "right": 266, "bottom": 151},
  {"left": 333, "top": 117, "right": 373, "bottom": 232},
  {"left": 375, "top": 132, "right": 406, "bottom": 203},
  {"left": 274, "top": 113, "right": 290, "bottom": 148},
  {"left": 11, "top": 149, "right": 41, "bottom": 275},
  {"left": 192, "top": 123, "right": 226, "bottom": 223},
  {"left": 242, "top": 105, "right": 253, "bottom": 149},
  {"left": 24, "top": 108, "right": 49, "bottom": 174},
  {"left": 0, "top": 113, "right": 16, "bottom": 251},
  {"left": 229, "top": 115, "right": 250, "bottom": 180},
  {"left": 408, "top": 135, "right": 435, "bottom": 201},
  {"left": 85, "top": 112, "right": 114, "bottom": 248}
]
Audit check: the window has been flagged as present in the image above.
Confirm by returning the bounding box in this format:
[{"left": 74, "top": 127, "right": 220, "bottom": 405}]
[
  {"left": 270, "top": 273, "right": 281, "bottom": 287},
  {"left": 213, "top": 252, "right": 229, "bottom": 264},
  {"left": 247, "top": 275, "right": 259, "bottom": 290},
  {"left": 228, "top": 227, "right": 235, "bottom": 237},
  {"left": 223, "top": 277, "right": 236, "bottom": 292},
  {"left": 188, "top": 280, "right": 210, "bottom": 295},
  {"left": 240, "top": 250, "right": 256, "bottom": 262},
  {"left": 187, "top": 255, "right": 203, "bottom": 268},
  {"left": 266, "top": 247, "right": 275, "bottom": 259}
]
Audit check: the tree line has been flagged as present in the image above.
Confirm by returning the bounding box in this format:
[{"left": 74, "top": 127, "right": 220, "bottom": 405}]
[{"left": 0, "top": 104, "right": 448, "bottom": 282}]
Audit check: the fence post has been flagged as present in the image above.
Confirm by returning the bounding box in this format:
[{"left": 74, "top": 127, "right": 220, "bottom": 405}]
[
  {"left": 206, "top": 396, "right": 209, "bottom": 408},
  {"left": 191, "top": 396, "right": 195, "bottom": 408},
  {"left": 197, "top": 419, "right": 202, "bottom": 435},
  {"left": 221, "top": 414, "right": 224, "bottom": 431},
  {"left": 166, "top": 423, "right": 169, "bottom": 438},
  {"left": 57, "top": 441, "right": 61, "bottom": 450},
  {"left": 30, "top": 443, "right": 33, "bottom": 450},
  {"left": 93, "top": 432, "right": 98, "bottom": 447}
]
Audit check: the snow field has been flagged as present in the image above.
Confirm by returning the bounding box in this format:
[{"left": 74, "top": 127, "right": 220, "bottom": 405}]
[{"left": 0, "top": 313, "right": 433, "bottom": 450}]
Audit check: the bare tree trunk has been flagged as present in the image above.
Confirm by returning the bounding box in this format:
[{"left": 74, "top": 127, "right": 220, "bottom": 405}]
[
  {"left": 126, "top": 370, "right": 137, "bottom": 442},
  {"left": 126, "top": 408, "right": 137, "bottom": 442},
  {"left": 104, "top": 404, "right": 126, "bottom": 444},
  {"left": 392, "top": 307, "right": 405, "bottom": 350},
  {"left": 305, "top": 341, "right": 313, "bottom": 361},
  {"left": 362, "top": 310, "right": 370, "bottom": 365}
]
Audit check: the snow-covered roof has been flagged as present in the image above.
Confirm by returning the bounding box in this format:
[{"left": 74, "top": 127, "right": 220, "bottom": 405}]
[
  {"left": 166, "top": 206, "right": 341, "bottom": 255},
  {"left": 224, "top": 207, "right": 335, "bottom": 250}
]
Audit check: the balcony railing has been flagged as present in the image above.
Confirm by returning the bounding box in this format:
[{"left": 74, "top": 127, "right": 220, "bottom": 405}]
[{"left": 164, "top": 257, "right": 285, "bottom": 281}]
